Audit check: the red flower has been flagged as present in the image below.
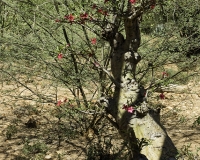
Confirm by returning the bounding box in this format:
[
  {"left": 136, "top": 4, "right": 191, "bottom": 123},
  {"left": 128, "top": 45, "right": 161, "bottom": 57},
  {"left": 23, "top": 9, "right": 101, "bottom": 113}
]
[
  {"left": 97, "top": 9, "right": 108, "bottom": 16},
  {"left": 56, "top": 98, "right": 68, "bottom": 106},
  {"left": 122, "top": 105, "right": 135, "bottom": 113},
  {"left": 150, "top": 0, "right": 156, "bottom": 9},
  {"left": 97, "top": 9, "right": 103, "bottom": 14},
  {"left": 64, "top": 14, "right": 75, "bottom": 22},
  {"left": 127, "top": 107, "right": 134, "bottom": 113},
  {"left": 129, "top": 0, "right": 136, "bottom": 4},
  {"left": 94, "top": 61, "right": 100, "bottom": 68},
  {"left": 91, "top": 38, "right": 97, "bottom": 45},
  {"left": 103, "top": 11, "right": 108, "bottom": 16},
  {"left": 80, "top": 13, "right": 88, "bottom": 20},
  {"left": 159, "top": 93, "right": 165, "bottom": 99},
  {"left": 151, "top": 5, "right": 155, "bottom": 9},
  {"left": 56, "top": 100, "right": 62, "bottom": 106},
  {"left": 55, "top": 19, "right": 60, "bottom": 23},
  {"left": 57, "top": 53, "right": 63, "bottom": 60},
  {"left": 162, "top": 71, "right": 168, "bottom": 78}
]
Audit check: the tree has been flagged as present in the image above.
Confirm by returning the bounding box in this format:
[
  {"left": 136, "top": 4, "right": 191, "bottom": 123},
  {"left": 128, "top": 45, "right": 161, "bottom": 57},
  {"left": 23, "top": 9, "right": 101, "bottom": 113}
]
[
  {"left": 1, "top": 0, "right": 199, "bottom": 159},
  {"left": 99, "top": 0, "right": 177, "bottom": 159}
]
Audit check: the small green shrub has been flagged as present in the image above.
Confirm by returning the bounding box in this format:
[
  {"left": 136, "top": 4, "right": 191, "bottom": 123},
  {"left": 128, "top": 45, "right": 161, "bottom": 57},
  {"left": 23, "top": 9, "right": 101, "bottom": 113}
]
[
  {"left": 192, "top": 116, "right": 200, "bottom": 127},
  {"left": 6, "top": 124, "right": 17, "bottom": 140},
  {"left": 176, "top": 143, "right": 200, "bottom": 160},
  {"left": 22, "top": 141, "right": 48, "bottom": 157}
]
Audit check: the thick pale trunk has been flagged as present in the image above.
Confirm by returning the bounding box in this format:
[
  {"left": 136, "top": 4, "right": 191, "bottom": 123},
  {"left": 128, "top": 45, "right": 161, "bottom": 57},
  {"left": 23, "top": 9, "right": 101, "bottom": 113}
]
[
  {"left": 110, "top": 49, "right": 177, "bottom": 159},
  {"left": 111, "top": 50, "right": 177, "bottom": 159}
]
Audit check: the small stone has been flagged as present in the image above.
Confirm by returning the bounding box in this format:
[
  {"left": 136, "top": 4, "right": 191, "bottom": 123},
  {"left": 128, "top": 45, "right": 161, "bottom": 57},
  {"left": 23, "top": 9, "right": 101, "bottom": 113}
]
[{"left": 45, "top": 155, "right": 52, "bottom": 159}]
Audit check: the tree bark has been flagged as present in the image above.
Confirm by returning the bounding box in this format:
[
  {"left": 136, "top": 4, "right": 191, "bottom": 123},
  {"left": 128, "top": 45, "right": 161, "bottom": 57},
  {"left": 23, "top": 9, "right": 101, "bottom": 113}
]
[{"left": 102, "top": 1, "right": 178, "bottom": 159}]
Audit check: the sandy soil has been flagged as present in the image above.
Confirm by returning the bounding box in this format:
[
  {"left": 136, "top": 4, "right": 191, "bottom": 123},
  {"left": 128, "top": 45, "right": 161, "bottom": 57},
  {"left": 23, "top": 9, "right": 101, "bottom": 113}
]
[{"left": 0, "top": 79, "right": 200, "bottom": 160}]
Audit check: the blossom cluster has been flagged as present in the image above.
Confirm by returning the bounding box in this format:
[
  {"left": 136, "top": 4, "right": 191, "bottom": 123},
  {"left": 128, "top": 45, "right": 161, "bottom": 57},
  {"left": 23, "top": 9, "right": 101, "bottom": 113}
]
[
  {"left": 129, "top": 0, "right": 136, "bottom": 4},
  {"left": 55, "top": 4, "right": 108, "bottom": 24}
]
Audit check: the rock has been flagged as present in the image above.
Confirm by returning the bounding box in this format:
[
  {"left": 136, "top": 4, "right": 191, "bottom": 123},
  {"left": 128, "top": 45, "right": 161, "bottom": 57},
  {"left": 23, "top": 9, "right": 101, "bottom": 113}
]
[
  {"left": 45, "top": 154, "right": 52, "bottom": 159},
  {"left": 25, "top": 118, "right": 38, "bottom": 128}
]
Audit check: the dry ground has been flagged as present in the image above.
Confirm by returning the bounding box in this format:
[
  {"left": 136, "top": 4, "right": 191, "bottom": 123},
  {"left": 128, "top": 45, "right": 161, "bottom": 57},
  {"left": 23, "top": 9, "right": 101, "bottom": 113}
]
[
  {"left": 159, "top": 81, "right": 200, "bottom": 156},
  {"left": 0, "top": 79, "right": 200, "bottom": 160}
]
